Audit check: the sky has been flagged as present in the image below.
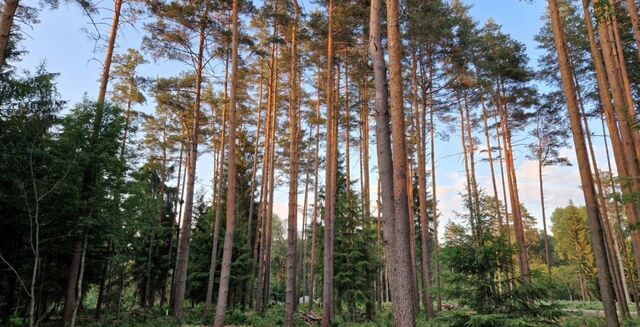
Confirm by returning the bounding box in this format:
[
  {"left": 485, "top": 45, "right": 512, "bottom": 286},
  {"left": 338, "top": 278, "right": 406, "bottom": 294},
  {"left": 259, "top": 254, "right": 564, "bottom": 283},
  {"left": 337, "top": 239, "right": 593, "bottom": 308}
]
[{"left": 12, "top": 0, "right": 611, "bottom": 237}]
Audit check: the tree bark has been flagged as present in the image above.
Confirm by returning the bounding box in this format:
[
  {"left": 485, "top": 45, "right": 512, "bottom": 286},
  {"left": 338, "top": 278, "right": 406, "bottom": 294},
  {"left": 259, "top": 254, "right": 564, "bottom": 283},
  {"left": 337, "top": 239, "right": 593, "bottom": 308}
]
[
  {"left": 481, "top": 100, "right": 503, "bottom": 231},
  {"left": 548, "top": 1, "right": 619, "bottom": 325},
  {"left": 308, "top": 75, "right": 321, "bottom": 312},
  {"left": 171, "top": 4, "right": 206, "bottom": 317},
  {"left": 204, "top": 49, "right": 230, "bottom": 318},
  {"left": 97, "top": 0, "right": 123, "bottom": 105},
  {"left": 321, "top": 1, "right": 337, "bottom": 325},
  {"left": 247, "top": 73, "right": 264, "bottom": 256},
  {"left": 412, "top": 52, "right": 434, "bottom": 319},
  {"left": 625, "top": 0, "right": 640, "bottom": 60},
  {"left": 285, "top": 1, "right": 300, "bottom": 324},
  {"left": 387, "top": 0, "right": 418, "bottom": 324},
  {"left": 585, "top": 0, "right": 640, "bottom": 283},
  {"left": 213, "top": 0, "right": 240, "bottom": 323},
  {"left": 497, "top": 82, "right": 529, "bottom": 283},
  {"left": 0, "top": 0, "right": 19, "bottom": 71}
]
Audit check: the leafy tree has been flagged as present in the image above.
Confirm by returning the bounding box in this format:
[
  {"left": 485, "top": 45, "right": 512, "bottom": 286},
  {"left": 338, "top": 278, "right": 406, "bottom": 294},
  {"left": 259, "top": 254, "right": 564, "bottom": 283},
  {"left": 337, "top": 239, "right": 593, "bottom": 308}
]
[
  {"left": 439, "top": 192, "right": 563, "bottom": 327},
  {"left": 551, "top": 202, "right": 596, "bottom": 301}
]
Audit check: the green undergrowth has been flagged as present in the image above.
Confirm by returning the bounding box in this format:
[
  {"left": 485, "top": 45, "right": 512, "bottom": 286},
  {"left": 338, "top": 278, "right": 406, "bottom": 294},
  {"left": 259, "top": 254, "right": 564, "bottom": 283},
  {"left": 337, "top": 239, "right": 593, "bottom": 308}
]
[{"left": 27, "top": 304, "right": 640, "bottom": 326}]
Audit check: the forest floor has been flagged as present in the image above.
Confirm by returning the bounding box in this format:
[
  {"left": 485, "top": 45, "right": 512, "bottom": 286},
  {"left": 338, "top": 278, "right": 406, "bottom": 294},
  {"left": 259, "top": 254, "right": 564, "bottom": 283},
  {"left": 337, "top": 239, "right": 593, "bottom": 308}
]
[{"left": 16, "top": 302, "right": 640, "bottom": 326}]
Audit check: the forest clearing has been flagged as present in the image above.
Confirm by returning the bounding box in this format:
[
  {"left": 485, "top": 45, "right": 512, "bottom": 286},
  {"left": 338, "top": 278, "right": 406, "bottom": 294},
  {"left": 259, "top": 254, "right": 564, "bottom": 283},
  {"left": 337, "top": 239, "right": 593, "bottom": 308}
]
[{"left": 3, "top": 0, "right": 640, "bottom": 326}]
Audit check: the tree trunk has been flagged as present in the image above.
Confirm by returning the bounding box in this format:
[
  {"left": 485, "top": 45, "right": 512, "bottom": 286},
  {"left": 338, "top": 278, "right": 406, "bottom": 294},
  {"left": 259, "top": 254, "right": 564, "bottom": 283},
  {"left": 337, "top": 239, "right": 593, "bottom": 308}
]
[
  {"left": 285, "top": 2, "right": 300, "bottom": 324},
  {"left": 321, "top": 1, "right": 337, "bottom": 325},
  {"left": 464, "top": 92, "right": 481, "bottom": 224},
  {"left": 171, "top": 5, "right": 206, "bottom": 318},
  {"left": 0, "top": 0, "right": 19, "bottom": 71},
  {"left": 308, "top": 76, "right": 321, "bottom": 312},
  {"left": 602, "top": 113, "right": 640, "bottom": 314},
  {"left": 497, "top": 82, "right": 529, "bottom": 283},
  {"left": 213, "top": 0, "right": 240, "bottom": 324},
  {"left": 412, "top": 52, "right": 434, "bottom": 319},
  {"left": 247, "top": 72, "right": 264, "bottom": 255},
  {"left": 625, "top": 0, "right": 640, "bottom": 60},
  {"left": 548, "top": 1, "right": 620, "bottom": 325},
  {"left": 69, "top": 233, "right": 88, "bottom": 327},
  {"left": 62, "top": 238, "right": 82, "bottom": 325},
  {"left": 574, "top": 65, "right": 630, "bottom": 317},
  {"left": 586, "top": 0, "right": 640, "bottom": 283},
  {"left": 458, "top": 96, "right": 477, "bottom": 240},
  {"left": 537, "top": 155, "right": 552, "bottom": 280},
  {"left": 607, "top": 4, "right": 640, "bottom": 160},
  {"left": 494, "top": 112, "right": 512, "bottom": 244},
  {"left": 387, "top": 0, "right": 418, "bottom": 324},
  {"left": 204, "top": 50, "right": 230, "bottom": 318},
  {"left": 369, "top": 0, "right": 397, "bottom": 320},
  {"left": 481, "top": 100, "right": 503, "bottom": 231},
  {"left": 255, "top": 41, "right": 278, "bottom": 314},
  {"left": 425, "top": 54, "right": 442, "bottom": 312},
  {"left": 97, "top": 0, "right": 123, "bottom": 105}
]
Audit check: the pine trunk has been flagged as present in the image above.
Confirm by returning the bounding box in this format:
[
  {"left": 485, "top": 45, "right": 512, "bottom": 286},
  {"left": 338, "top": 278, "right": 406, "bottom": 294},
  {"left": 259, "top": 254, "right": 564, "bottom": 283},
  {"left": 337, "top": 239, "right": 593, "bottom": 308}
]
[
  {"left": 213, "top": 0, "right": 240, "bottom": 323},
  {"left": 412, "top": 52, "right": 433, "bottom": 319},
  {"left": 321, "top": 1, "right": 337, "bottom": 324},
  {"left": 171, "top": 6, "right": 206, "bottom": 318},
  {"left": 387, "top": 0, "right": 418, "bottom": 324},
  {"left": 204, "top": 57, "right": 229, "bottom": 315},
  {"left": 0, "top": 0, "right": 19, "bottom": 71},
  {"left": 497, "top": 82, "right": 530, "bottom": 283},
  {"left": 548, "top": 1, "right": 619, "bottom": 325},
  {"left": 284, "top": 1, "right": 300, "bottom": 324},
  {"left": 587, "top": 0, "right": 640, "bottom": 282}
]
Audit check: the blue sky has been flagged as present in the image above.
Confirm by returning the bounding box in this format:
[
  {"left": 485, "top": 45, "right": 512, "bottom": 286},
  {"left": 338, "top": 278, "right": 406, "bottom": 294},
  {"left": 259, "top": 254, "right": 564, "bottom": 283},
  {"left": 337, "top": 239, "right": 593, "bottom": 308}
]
[{"left": 13, "top": 0, "right": 606, "bottom": 235}]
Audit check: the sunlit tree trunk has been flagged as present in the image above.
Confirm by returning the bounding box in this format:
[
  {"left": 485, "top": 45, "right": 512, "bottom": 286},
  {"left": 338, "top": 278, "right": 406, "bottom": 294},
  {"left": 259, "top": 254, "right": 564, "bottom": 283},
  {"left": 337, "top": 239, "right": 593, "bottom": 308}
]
[
  {"left": 574, "top": 63, "right": 630, "bottom": 317},
  {"left": 548, "top": 1, "right": 619, "bottom": 325},
  {"left": 585, "top": 0, "right": 640, "bottom": 283},
  {"left": 387, "top": 0, "right": 418, "bottom": 324},
  {"left": 602, "top": 113, "right": 640, "bottom": 314},
  {"left": 625, "top": 0, "right": 640, "bottom": 60},
  {"left": 0, "top": 0, "right": 19, "bottom": 71}
]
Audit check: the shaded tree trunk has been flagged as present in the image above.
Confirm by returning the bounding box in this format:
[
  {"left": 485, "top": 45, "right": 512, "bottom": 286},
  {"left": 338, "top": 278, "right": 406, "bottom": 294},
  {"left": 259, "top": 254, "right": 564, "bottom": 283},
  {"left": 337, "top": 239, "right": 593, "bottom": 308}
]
[
  {"left": 497, "top": 81, "right": 529, "bottom": 283},
  {"left": 321, "top": 1, "right": 337, "bottom": 325},
  {"left": 171, "top": 3, "right": 207, "bottom": 317},
  {"left": 412, "top": 52, "right": 433, "bottom": 319},
  {"left": 204, "top": 50, "right": 230, "bottom": 318},
  {"left": 213, "top": 0, "right": 240, "bottom": 323},
  {"left": 308, "top": 76, "right": 321, "bottom": 313},
  {"left": 285, "top": 2, "right": 300, "bottom": 324}
]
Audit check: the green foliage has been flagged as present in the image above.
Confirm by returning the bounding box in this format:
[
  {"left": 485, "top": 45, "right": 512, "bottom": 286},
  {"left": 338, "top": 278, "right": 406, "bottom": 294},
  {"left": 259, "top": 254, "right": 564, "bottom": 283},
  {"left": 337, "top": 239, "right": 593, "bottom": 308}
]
[
  {"left": 551, "top": 202, "right": 596, "bottom": 301},
  {"left": 316, "top": 160, "right": 381, "bottom": 322},
  {"left": 441, "top": 191, "right": 563, "bottom": 327}
]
